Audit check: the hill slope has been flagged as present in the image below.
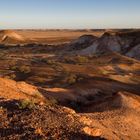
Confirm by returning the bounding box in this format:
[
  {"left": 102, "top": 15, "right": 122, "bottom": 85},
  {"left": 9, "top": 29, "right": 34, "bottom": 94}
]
[
  {"left": 0, "top": 77, "right": 140, "bottom": 139},
  {"left": 0, "top": 30, "right": 26, "bottom": 44},
  {"left": 66, "top": 30, "right": 140, "bottom": 60}
]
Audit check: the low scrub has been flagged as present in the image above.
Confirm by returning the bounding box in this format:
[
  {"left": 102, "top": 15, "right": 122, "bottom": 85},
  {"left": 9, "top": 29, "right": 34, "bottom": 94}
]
[
  {"left": 18, "top": 99, "right": 35, "bottom": 110},
  {"left": 45, "top": 98, "right": 58, "bottom": 106},
  {"left": 62, "top": 72, "right": 84, "bottom": 85},
  {"left": 10, "top": 65, "right": 31, "bottom": 74},
  {"left": 76, "top": 55, "right": 89, "bottom": 63},
  {"left": 65, "top": 74, "right": 77, "bottom": 85},
  {"left": 30, "top": 76, "right": 47, "bottom": 85},
  {"left": 64, "top": 55, "right": 89, "bottom": 64}
]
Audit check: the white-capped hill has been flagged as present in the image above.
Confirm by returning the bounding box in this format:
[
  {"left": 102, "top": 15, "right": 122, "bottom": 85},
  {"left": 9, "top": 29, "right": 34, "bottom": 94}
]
[{"left": 67, "top": 30, "right": 140, "bottom": 60}]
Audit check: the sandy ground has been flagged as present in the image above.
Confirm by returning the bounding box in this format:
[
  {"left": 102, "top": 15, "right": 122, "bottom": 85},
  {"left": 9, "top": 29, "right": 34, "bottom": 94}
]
[{"left": 16, "top": 30, "right": 104, "bottom": 44}]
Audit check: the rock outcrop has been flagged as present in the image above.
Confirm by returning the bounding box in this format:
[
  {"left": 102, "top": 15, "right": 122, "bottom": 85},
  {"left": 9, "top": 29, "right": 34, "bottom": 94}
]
[
  {"left": 67, "top": 30, "right": 140, "bottom": 60},
  {"left": 66, "top": 34, "right": 98, "bottom": 51},
  {"left": 0, "top": 30, "right": 25, "bottom": 44}
]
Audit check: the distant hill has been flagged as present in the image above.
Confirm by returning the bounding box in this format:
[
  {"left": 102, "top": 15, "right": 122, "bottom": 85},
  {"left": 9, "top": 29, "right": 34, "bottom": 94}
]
[
  {"left": 0, "top": 30, "right": 26, "bottom": 44},
  {"left": 66, "top": 35, "right": 98, "bottom": 51},
  {"left": 66, "top": 30, "right": 140, "bottom": 60}
]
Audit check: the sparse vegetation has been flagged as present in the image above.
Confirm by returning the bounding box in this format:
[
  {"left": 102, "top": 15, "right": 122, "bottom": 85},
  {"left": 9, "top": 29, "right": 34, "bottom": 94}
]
[
  {"left": 66, "top": 74, "right": 77, "bottom": 85},
  {"left": 18, "top": 99, "right": 35, "bottom": 109},
  {"left": 61, "top": 72, "right": 84, "bottom": 85},
  {"left": 0, "top": 52, "right": 7, "bottom": 60},
  {"left": 76, "top": 55, "right": 89, "bottom": 63},
  {"left": 4, "top": 73, "right": 16, "bottom": 80},
  {"left": 41, "top": 59, "right": 56, "bottom": 65},
  {"left": 45, "top": 98, "right": 58, "bottom": 106},
  {"left": 30, "top": 76, "right": 47, "bottom": 84},
  {"left": 64, "top": 55, "right": 89, "bottom": 64},
  {"left": 33, "top": 91, "right": 44, "bottom": 99},
  {"left": 9, "top": 73, "right": 16, "bottom": 79},
  {"left": 18, "top": 65, "right": 31, "bottom": 74},
  {"left": 10, "top": 65, "right": 31, "bottom": 74}
]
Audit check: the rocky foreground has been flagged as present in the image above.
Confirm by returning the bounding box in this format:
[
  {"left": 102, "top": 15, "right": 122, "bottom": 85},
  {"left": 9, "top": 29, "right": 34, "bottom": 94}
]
[{"left": 0, "top": 78, "right": 140, "bottom": 140}]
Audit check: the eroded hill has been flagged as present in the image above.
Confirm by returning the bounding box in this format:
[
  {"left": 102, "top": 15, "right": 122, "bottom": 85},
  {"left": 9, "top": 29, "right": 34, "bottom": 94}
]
[
  {"left": 65, "top": 30, "right": 140, "bottom": 60},
  {"left": 0, "top": 30, "right": 26, "bottom": 45},
  {"left": 0, "top": 29, "right": 140, "bottom": 139}
]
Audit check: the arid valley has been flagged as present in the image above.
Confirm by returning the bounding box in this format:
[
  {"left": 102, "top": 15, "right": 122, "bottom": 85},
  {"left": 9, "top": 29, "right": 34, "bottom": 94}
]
[{"left": 0, "top": 29, "right": 140, "bottom": 139}]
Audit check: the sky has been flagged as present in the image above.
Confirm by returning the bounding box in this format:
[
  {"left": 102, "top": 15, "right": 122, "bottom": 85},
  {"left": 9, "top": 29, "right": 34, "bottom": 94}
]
[{"left": 0, "top": 0, "right": 140, "bottom": 29}]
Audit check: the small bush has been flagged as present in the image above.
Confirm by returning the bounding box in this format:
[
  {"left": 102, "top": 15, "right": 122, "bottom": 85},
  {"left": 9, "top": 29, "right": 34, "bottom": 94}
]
[
  {"left": 32, "top": 76, "right": 47, "bottom": 84},
  {"left": 63, "top": 73, "right": 77, "bottom": 85},
  {"left": 40, "top": 58, "right": 55, "bottom": 65},
  {"left": 67, "top": 74, "right": 77, "bottom": 85},
  {"left": 18, "top": 100, "right": 35, "bottom": 109},
  {"left": 18, "top": 66, "right": 31, "bottom": 74},
  {"left": 0, "top": 52, "right": 7, "bottom": 60},
  {"left": 10, "top": 65, "right": 31, "bottom": 74},
  {"left": 32, "top": 91, "right": 43, "bottom": 99},
  {"left": 45, "top": 98, "right": 58, "bottom": 106},
  {"left": 9, "top": 74, "right": 16, "bottom": 79},
  {"left": 64, "top": 57, "right": 76, "bottom": 64},
  {"left": 10, "top": 66, "right": 18, "bottom": 71},
  {"left": 76, "top": 55, "right": 89, "bottom": 63},
  {"left": 64, "top": 55, "right": 89, "bottom": 64}
]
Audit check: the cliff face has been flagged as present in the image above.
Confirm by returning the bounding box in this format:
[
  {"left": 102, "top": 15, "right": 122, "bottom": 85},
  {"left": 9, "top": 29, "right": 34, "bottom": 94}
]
[{"left": 67, "top": 31, "right": 140, "bottom": 60}]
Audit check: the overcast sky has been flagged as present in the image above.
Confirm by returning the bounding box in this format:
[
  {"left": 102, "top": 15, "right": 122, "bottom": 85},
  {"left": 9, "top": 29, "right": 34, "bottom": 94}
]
[{"left": 0, "top": 0, "right": 140, "bottom": 29}]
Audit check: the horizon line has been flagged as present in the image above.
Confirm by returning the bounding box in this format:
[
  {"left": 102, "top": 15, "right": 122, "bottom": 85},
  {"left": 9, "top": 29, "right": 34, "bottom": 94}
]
[{"left": 0, "top": 28, "right": 140, "bottom": 30}]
